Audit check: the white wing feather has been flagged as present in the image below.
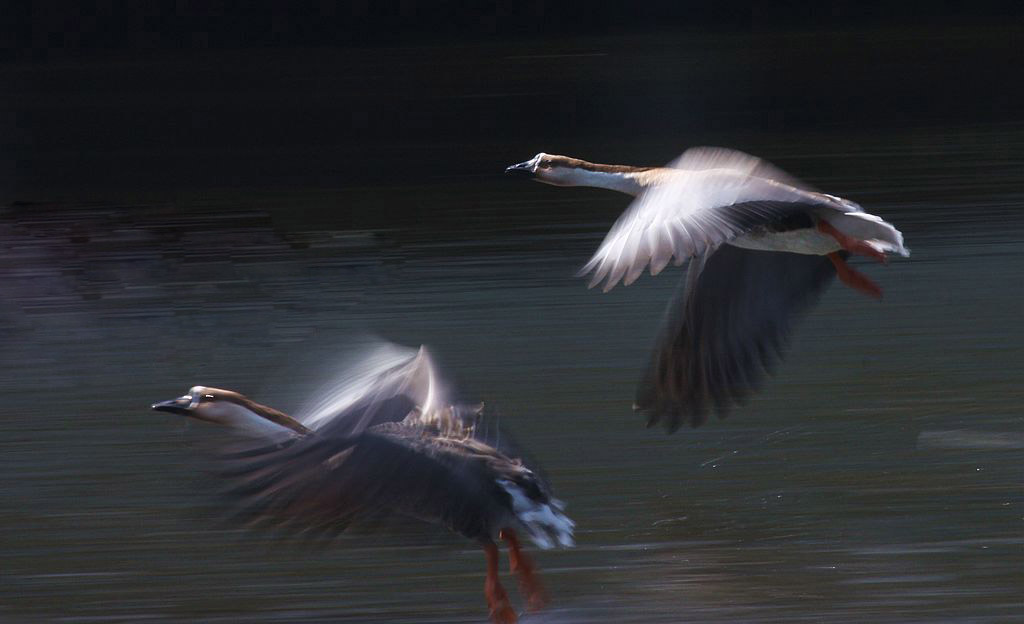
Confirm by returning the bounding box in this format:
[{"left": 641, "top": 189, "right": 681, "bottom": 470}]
[
  {"left": 580, "top": 147, "right": 860, "bottom": 292},
  {"left": 298, "top": 342, "right": 446, "bottom": 436}
]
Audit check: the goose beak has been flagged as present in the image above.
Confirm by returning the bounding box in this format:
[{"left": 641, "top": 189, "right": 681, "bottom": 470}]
[
  {"left": 505, "top": 160, "right": 536, "bottom": 177},
  {"left": 152, "top": 395, "right": 195, "bottom": 416}
]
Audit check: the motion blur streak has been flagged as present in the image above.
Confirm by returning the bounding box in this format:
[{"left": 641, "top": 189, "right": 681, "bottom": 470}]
[{"left": 3, "top": 23, "right": 1022, "bottom": 624}]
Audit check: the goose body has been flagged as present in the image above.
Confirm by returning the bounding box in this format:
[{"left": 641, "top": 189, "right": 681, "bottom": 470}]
[
  {"left": 153, "top": 343, "right": 572, "bottom": 623},
  {"left": 507, "top": 147, "right": 909, "bottom": 431}
]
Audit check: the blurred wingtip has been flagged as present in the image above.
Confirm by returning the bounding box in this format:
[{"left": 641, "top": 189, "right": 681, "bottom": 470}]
[{"left": 579, "top": 263, "right": 604, "bottom": 290}]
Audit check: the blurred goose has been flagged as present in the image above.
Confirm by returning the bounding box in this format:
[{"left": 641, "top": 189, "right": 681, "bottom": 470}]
[
  {"left": 507, "top": 147, "right": 909, "bottom": 432},
  {"left": 152, "top": 343, "right": 573, "bottom": 624}
]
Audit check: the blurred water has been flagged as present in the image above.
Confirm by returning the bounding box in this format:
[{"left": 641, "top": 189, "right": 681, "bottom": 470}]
[{"left": 2, "top": 32, "right": 1023, "bottom": 624}]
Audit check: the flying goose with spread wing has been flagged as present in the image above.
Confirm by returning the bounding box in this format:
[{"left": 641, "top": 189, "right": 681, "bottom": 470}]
[
  {"left": 152, "top": 342, "right": 573, "bottom": 624},
  {"left": 507, "top": 147, "right": 909, "bottom": 432}
]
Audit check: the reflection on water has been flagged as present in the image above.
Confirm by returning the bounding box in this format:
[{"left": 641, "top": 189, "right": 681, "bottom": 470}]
[{"left": 3, "top": 49, "right": 1022, "bottom": 624}]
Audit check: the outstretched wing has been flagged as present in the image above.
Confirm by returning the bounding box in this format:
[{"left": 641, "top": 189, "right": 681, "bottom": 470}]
[
  {"left": 296, "top": 342, "right": 448, "bottom": 439},
  {"left": 580, "top": 147, "right": 856, "bottom": 292},
  {"left": 215, "top": 427, "right": 504, "bottom": 540},
  {"left": 669, "top": 146, "right": 814, "bottom": 190},
  {"left": 636, "top": 245, "right": 841, "bottom": 432},
  {"left": 185, "top": 342, "right": 560, "bottom": 541}
]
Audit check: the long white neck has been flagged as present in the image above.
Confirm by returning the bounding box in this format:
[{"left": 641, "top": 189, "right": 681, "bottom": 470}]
[
  {"left": 221, "top": 403, "right": 296, "bottom": 437},
  {"left": 197, "top": 401, "right": 301, "bottom": 439},
  {"left": 560, "top": 167, "right": 671, "bottom": 197}
]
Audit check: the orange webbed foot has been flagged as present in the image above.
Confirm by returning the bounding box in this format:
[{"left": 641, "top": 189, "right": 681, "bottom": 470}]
[
  {"left": 486, "top": 590, "right": 517, "bottom": 624},
  {"left": 484, "top": 541, "right": 518, "bottom": 623}
]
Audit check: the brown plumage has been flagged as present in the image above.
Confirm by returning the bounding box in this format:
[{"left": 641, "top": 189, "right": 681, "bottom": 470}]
[{"left": 152, "top": 343, "right": 573, "bottom": 623}]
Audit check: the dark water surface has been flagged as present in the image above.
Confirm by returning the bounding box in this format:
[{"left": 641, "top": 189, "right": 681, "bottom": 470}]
[{"left": 3, "top": 28, "right": 1023, "bottom": 623}]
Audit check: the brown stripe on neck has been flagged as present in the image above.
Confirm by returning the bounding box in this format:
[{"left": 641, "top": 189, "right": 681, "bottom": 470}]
[
  {"left": 225, "top": 392, "right": 312, "bottom": 435},
  {"left": 549, "top": 155, "right": 653, "bottom": 174}
]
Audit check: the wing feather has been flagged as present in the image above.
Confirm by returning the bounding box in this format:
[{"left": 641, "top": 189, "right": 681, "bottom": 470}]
[
  {"left": 670, "top": 146, "right": 814, "bottom": 190},
  {"left": 580, "top": 147, "right": 857, "bottom": 291},
  {"left": 296, "top": 343, "right": 446, "bottom": 439},
  {"left": 216, "top": 427, "right": 510, "bottom": 539},
  {"left": 636, "top": 245, "right": 841, "bottom": 432}
]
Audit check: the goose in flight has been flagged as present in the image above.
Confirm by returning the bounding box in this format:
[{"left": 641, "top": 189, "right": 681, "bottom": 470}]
[
  {"left": 507, "top": 147, "right": 908, "bottom": 432},
  {"left": 152, "top": 342, "right": 573, "bottom": 624}
]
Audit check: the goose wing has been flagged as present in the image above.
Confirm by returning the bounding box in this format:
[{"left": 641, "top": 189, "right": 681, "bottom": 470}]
[
  {"left": 296, "top": 342, "right": 447, "bottom": 439},
  {"left": 580, "top": 147, "right": 857, "bottom": 292},
  {"left": 216, "top": 426, "right": 508, "bottom": 539},
  {"left": 669, "top": 146, "right": 814, "bottom": 190},
  {"left": 298, "top": 344, "right": 519, "bottom": 453},
  {"left": 211, "top": 344, "right": 529, "bottom": 539},
  {"left": 636, "top": 244, "right": 841, "bottom": 432}
]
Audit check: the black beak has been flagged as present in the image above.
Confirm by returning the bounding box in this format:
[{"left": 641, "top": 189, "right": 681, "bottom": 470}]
[
  {"left": 504, "top": 160, "right": 536, "bottom": 177},
  {"left": 152, "top": 396, "right": 194, "bottom": 416}
]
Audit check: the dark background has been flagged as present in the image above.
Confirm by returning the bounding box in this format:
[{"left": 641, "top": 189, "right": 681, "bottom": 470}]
[
  {"left": 3, "top": 2, "right": 1022, "bottom": 202},
  {"left": 3, "top": 4, "right": 1022, "bottom": 623}
]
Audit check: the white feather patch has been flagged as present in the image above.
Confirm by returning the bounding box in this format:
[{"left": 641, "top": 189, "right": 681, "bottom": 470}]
[{"left": 497, "top": 479, "right": 575, "bottom": 550}]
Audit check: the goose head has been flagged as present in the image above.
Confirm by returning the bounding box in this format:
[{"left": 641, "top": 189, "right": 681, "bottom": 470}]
[
  {"left": 152, "top": 386, "right": 310, "bottom": 437},
  {"left": 505, "top": 152, "right": 585, "bottom": 187},
  {"left": 153, "top": 385, "right": 238, "bottom": 421}
]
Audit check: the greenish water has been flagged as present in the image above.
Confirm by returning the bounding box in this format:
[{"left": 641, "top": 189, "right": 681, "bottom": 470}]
[{"left": 2, "top": 29, "right": 1022, "bottom": 623}]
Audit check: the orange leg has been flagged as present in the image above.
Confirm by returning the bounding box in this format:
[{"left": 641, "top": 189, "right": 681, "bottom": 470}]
[
  {"left": 483, "top": 541, "right": 517, "bottom": 624},
  {"left": 828, "top": 252, "right": 882, "bottom": 299},
  {"left": 817, "top": 219, "right": 888, "bottom": 264},
  {"left": 500, "top": 528, "right": 549, "bottom": 612}
]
